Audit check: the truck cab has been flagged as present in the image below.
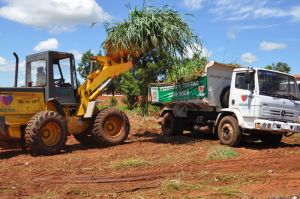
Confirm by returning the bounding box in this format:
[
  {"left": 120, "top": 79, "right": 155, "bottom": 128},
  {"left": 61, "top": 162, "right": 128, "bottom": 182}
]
[{"left": 217, "top": 68, "right": 300, "bottom": 146}]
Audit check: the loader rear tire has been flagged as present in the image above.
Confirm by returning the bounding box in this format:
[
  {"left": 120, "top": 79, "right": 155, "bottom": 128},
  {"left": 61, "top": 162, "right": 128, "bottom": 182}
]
[
  {"left": 25, "top": 111, "right": 67, "bottom": 155},
  {"left": 92, "top": 108, "right": 130, "bottom": 146}
]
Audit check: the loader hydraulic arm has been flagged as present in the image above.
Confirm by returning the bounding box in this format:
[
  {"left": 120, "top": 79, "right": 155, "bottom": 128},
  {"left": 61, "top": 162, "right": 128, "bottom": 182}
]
[{"left": 77, "top": 55, "right": 133, "bottom": 117}]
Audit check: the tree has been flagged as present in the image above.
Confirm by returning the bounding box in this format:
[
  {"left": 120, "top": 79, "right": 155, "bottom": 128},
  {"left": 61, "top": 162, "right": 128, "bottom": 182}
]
[
  {"left": 264, "top": 62, "right": 291, "bottom": 73},
  {"left": 77, "top": 50, "right": 94, "bottom": 79},
  {"left": 119, "top": 72, "right": 140, "bottom": 109},
  {"left": 104, "top": 5, "right": 200, "bottom": 115}
]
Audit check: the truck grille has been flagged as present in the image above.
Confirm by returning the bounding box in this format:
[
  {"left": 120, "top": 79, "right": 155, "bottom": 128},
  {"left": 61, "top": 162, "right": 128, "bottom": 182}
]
[
  {"left": 262, "top": 107, "right": 296, "bottom": 120},
  {"left": 269, "top": 110, "right": 294, "bottom": 117}
]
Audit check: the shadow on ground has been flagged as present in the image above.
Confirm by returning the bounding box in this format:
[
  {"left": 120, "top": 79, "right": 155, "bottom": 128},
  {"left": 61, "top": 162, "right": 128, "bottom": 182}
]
[{"left": 132, "top": 131, "right": 217, "bottom": 145}]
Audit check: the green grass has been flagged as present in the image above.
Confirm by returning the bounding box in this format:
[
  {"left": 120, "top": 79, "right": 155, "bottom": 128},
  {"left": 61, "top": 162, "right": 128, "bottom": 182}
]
[
  {"left": 114, "top": 158, "right": 150, "bottom": 169},
  {"left": 67, "top": 187, "right": 91, "bottom": 197},
  {"left": 0, "top": 187, "right": 12, "bottom": 194},
  {"left": 29, "top": 190, "right": 60, "bottom": 199},
  {"left": 213, "top": 186, "right": 242, "bottom": 197},
  {"left": 161, "top": 179, "right": 182, "bottom": 192},
  {"left": 206, "top": 146, "right": 239, "bottom": 160}
]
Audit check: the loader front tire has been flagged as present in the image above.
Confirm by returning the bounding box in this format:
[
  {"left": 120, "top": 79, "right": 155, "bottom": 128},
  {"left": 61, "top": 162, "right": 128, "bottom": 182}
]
[
  {"left": 92, "top": 108, "right": 130, "bottom": 146},
  {"left": 25, "top": 111, "right": 67, "bottom": 155}
]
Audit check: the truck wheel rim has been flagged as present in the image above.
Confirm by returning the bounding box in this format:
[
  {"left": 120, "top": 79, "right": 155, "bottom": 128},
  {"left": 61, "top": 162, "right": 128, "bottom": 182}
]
[
  {"left": 221, "top": 123, "right": 233, "bottom": 141},
  {"left": 41, "top": 122, "right": 61, "bottom": 147},
  {"left": 103, "top": 115, "right": 122, "bottom": 137}
]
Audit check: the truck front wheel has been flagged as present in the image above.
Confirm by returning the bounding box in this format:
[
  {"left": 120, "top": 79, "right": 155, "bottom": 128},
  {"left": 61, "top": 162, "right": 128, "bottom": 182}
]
[
  {"left": 161, "top": 113, "right": 184, "bottom": 136},
  {"left": 218, "top": 116, "right": 242, "bottom": 147}
]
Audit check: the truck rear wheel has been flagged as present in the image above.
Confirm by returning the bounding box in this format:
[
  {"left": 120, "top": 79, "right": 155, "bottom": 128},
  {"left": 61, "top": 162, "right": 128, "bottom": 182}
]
[
  {"left": 260, "top": 134, "right": 282, "bottom": 147},
  {"left": 218, "top": 116, "right": 242, "bottom": 147},
  {"left": 25, "top": 111, "right": 67, "bottom": 155},
  {"left": 161, "top": 113, "right": 184, "bottom": 136},
  {"left": 92, "top": 108, "right": 130, "bottom": 146}
]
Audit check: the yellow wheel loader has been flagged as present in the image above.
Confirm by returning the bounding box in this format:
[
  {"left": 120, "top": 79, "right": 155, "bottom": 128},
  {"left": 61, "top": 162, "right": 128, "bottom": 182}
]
[{"left": 0, "top": 51, "right": 133, "bottom": 155}]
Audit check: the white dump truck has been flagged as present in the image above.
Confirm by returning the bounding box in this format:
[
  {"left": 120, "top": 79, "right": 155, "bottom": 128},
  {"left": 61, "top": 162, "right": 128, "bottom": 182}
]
[{"left": 149, "top": 61, "right": 300, "bottom": 146}]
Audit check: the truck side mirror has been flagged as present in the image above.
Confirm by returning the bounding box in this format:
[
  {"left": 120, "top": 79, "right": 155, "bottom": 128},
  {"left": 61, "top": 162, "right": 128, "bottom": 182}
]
[{"left": 245, "top": 71, "right": 255, "bottom": 91}]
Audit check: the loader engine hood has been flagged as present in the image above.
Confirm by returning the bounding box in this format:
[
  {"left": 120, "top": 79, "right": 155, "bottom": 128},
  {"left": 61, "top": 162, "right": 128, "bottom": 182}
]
[{"left": 0, "top": 87, "right": 45, "bottom": 116}]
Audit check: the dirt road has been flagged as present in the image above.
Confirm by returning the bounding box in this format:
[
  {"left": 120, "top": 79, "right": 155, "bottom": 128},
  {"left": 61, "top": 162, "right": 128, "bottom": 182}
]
[{"left": 0, "top": 115, "right": 299, "bottom": 198}]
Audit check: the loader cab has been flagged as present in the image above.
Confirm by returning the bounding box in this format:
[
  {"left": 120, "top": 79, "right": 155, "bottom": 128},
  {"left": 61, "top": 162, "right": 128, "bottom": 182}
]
[{"left": 25, "top": 51, "right": 78, "bottom": 104}]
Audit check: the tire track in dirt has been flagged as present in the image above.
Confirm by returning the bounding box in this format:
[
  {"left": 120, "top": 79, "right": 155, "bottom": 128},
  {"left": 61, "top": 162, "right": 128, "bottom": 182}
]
[{"left": 32, "top": 152, "right": 300, "bottom": 184}]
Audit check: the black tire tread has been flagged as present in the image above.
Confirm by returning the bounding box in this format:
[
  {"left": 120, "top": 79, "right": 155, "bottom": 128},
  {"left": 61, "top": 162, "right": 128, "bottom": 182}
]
[
  {"left": 92, "top": 108, "right": 130, "bottom": 146},
  {"left": 161, "top": 112, "right": 184, "bottom": 136},
  {"left": 218, "top": 116, "right": 242, "bottom": 147},
  {"left": 25, "top": 111, "right": 67, "bottom": 155}
]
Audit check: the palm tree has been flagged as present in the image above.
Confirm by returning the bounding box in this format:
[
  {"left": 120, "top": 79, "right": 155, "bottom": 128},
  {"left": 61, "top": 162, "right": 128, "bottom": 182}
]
[{"left": 104, "top": 5, "right": 201, "bottom": 115}]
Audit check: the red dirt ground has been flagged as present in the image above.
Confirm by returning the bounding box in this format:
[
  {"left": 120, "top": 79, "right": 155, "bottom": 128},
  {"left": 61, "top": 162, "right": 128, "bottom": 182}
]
[{"left": 0, "top": 115, "right": 299, "bottom": 199}]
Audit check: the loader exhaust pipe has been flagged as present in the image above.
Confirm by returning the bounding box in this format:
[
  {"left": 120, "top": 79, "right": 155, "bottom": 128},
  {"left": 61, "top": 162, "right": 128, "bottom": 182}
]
[{"left": 13, "top": 52, "right": 19, "bottom": 87}]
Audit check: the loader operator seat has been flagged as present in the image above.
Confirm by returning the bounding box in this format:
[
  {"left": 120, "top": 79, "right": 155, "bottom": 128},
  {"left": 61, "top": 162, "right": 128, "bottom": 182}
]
[{"left": 36, "top": 66, "right": 46, "bottom": 86}]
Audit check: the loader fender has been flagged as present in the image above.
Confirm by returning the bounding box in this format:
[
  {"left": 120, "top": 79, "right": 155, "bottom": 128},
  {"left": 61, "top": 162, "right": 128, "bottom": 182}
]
[{"left": 47, "top": 98, "right": 65, "bottom": 117}]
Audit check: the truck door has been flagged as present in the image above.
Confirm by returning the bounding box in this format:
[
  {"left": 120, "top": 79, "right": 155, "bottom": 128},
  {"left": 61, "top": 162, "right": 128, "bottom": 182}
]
[{"left": 230, "top": 71, "right": 256, "bottom": 120}]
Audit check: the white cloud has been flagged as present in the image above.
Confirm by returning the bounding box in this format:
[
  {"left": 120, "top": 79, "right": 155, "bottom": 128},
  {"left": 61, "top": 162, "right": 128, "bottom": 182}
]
[
  {"left": 209, "top": 0, "right": 300, "bottom": 22},
  {"left": 291, "top": 6, "right": 300, "bottom": 21},
  {"left": 0, "top": 56, "right": 6, "bottom": 65},
  {"left": 241, "top": 52, "right": 258, "bottom": 64},
  {"left": 201, "top": 48, "right": 213, "bottom": 58},
  {"left": 0, "top": 0, "right": 112, "bottom": 33},
  {"left": 184, "top": 0, "right": 204, "bottom": 10},
  {"left": 34, "top": 38, "right": 59, "bottom": 52},
  {"left": 0, "top": 57, "right": 14, "bottom": 72},
  {"left": 260, "top": 41, "right": 287, "bottom": 51},
  {"left": 227, "top": 31, "right": 236, "bottom": 39},
  {"left": 187, "top": 44, "right": 212, "bottom": 58},
  {"left": 0, "top": 56, "right": 13, "bottom": 72},
  {"left": 69, "top": 49, "right": 83, "bottom": 62}
]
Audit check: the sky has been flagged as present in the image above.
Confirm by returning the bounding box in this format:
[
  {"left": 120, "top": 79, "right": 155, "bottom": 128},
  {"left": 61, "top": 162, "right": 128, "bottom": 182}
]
[{"left": 0, "top": 0, "right": 300, "bottom": 86}]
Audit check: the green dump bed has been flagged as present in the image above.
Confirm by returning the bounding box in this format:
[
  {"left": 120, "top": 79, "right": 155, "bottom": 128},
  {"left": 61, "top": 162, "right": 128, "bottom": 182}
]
[
  {"left": 149, "top": 76, "right": 208, "bottom": 104},
  {"left": 149, "top": 61, "right": 236, "bottom": 110}
]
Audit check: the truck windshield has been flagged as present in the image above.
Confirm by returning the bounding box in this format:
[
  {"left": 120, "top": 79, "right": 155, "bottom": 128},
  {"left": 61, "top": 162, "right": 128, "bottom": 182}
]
[{"left": 258, "top": 70, "right": 300, "bottom": 100}]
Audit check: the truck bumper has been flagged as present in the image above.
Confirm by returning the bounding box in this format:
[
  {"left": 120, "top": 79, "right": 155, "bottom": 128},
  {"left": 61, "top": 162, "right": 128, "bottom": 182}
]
[{"left": 254, "top": 119, "right": 300, "bottom": 133}]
